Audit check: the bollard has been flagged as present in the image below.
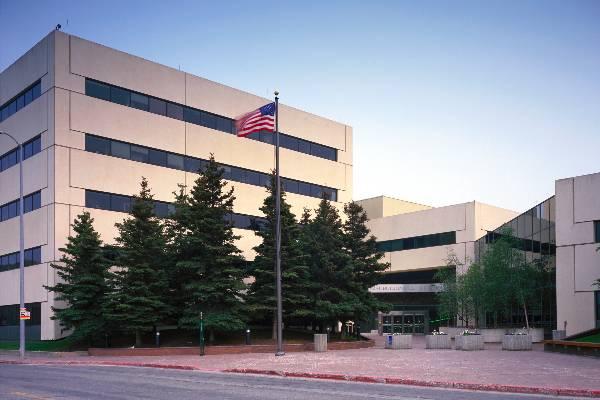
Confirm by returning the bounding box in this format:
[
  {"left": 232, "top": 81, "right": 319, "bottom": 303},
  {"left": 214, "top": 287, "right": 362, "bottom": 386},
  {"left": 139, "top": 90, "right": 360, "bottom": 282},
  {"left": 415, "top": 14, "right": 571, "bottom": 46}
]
[
  {"left": 155, "top": 331, "right": 160, "bottom": 348},
  {"left": 245, "top": 329, "right": 251, "bottom": 345},
  {"left": 314, "top": 334, "right": 328, "bottom": 352}
]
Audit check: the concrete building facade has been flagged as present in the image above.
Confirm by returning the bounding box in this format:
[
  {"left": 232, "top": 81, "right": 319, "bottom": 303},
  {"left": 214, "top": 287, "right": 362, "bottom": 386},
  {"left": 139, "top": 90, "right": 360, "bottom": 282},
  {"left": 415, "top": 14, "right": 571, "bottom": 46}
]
[{"left": 0, "top": 31, "right": 353, "bottom": 340}]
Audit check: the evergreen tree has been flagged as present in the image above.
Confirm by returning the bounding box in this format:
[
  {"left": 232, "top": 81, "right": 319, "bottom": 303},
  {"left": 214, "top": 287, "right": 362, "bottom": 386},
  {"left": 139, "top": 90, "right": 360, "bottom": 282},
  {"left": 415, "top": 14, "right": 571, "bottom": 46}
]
[
  {"left": 303, "top": 198, "right": 357, "bottom": 330},
  {"left": 44, "top": 212, "right": 109, "bottom": 344},
  {"left": 342, "top": 202, "right": 390, "bottom": 323},
  {"left": 171, "top": 154, "right": 247, "bottom": 340},
  {"left": 247, "top": 173, "right": 312, "bottom": 338},
  {"left": 106, "top": 178, "right": 170, "bottom": 347}
]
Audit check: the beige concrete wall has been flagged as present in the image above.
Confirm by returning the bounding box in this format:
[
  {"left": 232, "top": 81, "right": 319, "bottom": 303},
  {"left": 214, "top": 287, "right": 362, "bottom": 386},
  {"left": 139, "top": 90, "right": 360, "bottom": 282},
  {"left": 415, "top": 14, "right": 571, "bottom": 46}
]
[
  {"left": 556, "top": 172, "right": 600, "bottom": 336},
  {"left": 357, "top": 196, "right": 432, "bottom": 219},
  {"left": 365, "top": 201, "right": 517, "bottom": 275}
]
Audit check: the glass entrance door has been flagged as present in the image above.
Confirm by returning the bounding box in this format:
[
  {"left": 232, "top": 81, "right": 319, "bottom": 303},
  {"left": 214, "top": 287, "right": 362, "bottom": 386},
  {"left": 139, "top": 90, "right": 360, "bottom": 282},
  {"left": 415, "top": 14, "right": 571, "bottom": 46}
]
[{"left": 381, "top": 312, "right": 427, "bottom": 335}]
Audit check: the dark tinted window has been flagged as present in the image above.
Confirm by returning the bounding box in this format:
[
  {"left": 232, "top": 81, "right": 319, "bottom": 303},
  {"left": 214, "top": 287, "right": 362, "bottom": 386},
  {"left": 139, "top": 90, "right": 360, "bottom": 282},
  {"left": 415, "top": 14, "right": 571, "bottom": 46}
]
[
  {"left": 149, "top": 97, "right": 166, "bottom": 116},
  {"left": 23, "top": 195, "right": 33, "bottom": 213},
  {"left": 201, "top": 112, "right": 218, "bottom": 129},
  {"left": 280, "top": 134, "right": 299, "bottom": 151},
  {"left": 8, "top": 202, "right": 17, "bottom": 219},
  {"left": 184, "top": 157, "right": 201, "bottom": 173},
  {"left": 16, "top": 96, "right": 24, "bottom": 111},
  {"left": 86, "top": 191, "right": 110, "bottom": 209},
  {"left": 110, "top": 194, "right": 131, "bottom": 213},
  {"left": 31, "top": 192, "right": 41, "bottom": 210},
  {"left": 167, "top": 103, "right": 184, "bottom": 120},
  {"left": 167, "top": 153, "right": 184, "bottom": 170},
  {"left": 260, "top": 131, "right": 274, "bottom": 144},
  {"left": 130, "top": 92, "right": 149, "bottom": 111},
  {"left": 111, "top": 141, "right": 130, "bottom": 159},
  {"left": 298, "top": 140, "right": 311, "bottom": 154},
  {"left": 110, "top": 86, "right": 130, "bottom": 106},
  {"left": 376, "top": 231, "right": 457, "bottom": 253},
  {"left": 130, "top": 145, "right": 149, "bottom": 163},
  {"left": 184, "top": 107, "right": 201, "bottom": 124},
  {"left": 24, "top": 89, "right": 33, "bottom": 105},
  {"left": 246, "top": 171, "right": 261, "bottom": 186},
  {"left": 231, "top": 167, "right": 245, "bottom": 182},
  {"left": 86, "top": 80, "right": 110, "bottom": 101},
  {"left": 32, "top": 82, "right": 41, "bottom": 99},
  {"left": 298, "top": 182, "right": 311, "bottom": 196},
  {"left": 148, "top": 148, "right": 167, "bottom": 167},
  {"left": 86, "top": 135, "right": 110, "bottom": 155},
  {"left": 595, "top": 221, "right": 600, "bottom": 243},
  {"left": 216, "top": 117, "right": 233, "bottom": 133}
]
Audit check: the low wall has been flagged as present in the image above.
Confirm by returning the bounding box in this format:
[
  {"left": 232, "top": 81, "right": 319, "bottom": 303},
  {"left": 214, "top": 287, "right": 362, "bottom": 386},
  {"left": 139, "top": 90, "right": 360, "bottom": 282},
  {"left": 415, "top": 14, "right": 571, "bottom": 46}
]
[
  {"left": 89, "top": 340, "right": 373, "bottom": 357},
  {"left": 439, "top": 327, "right": 544, "bottom": 343},
  {"left": 544, "top": 340, "right": 600, "bottom": 358}
]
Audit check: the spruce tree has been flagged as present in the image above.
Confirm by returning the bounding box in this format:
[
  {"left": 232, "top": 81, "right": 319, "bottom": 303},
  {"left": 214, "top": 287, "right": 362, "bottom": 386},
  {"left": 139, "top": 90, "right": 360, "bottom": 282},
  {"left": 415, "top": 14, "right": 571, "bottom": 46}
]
[
  {"left": 172, "top": 154, "right": 247, "bottom": 339},
  {"left": 342, "top": 202, "right": 390, "bottom": 323},
  {"left": 45, "top": 212, "right": 109, "bottom": 344},
  {"left": 106, "top": 178, "right": 170, "bottom": 347},
  {"left": 247, "top": 173, "right": 312, "bottom": 338},
  {"left": 303, "top": 198, "right": 357, "bottom": 330}
]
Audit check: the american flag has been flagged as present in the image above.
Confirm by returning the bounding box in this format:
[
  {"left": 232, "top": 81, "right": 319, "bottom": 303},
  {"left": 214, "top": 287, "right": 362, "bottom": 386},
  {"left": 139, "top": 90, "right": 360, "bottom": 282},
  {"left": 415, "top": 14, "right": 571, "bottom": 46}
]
[{"left": 235, "top": 102, "right": 276, "bottom": 137}]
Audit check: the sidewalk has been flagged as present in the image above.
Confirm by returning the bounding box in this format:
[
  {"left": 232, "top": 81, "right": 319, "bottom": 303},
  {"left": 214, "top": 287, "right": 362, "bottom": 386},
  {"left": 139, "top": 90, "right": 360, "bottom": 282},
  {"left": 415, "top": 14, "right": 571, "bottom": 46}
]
[{"left": 2, "top": 334, "right": 599, "bottom": 397}]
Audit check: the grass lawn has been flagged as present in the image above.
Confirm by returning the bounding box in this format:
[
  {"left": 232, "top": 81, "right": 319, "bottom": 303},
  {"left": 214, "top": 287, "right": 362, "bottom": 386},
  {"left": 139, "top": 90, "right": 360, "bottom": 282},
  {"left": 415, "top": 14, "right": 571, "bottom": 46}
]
[{"left": 573, "top": 332, "right": 600, "bottom": 344}]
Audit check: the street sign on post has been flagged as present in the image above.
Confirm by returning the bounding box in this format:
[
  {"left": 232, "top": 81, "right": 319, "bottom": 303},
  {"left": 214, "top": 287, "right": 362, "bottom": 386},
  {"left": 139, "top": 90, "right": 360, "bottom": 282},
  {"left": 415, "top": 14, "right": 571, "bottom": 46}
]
[
  {"left": 19, "top": 308, "right": 30, "bottom": 320},
  {"left": 199, "top": 312, "right": 205, "bottom": 356}
]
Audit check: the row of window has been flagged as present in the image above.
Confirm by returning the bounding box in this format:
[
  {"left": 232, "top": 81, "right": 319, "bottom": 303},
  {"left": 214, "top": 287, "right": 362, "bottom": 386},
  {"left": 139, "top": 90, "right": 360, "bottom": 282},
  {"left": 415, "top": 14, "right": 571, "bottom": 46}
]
[
  {"left": 484, "top": 231, "right": 556, "bottom": 255},
  {"left": 0, "top": 191, "right": 42, "bottom": 223},
  {"left": 85, "top": 134, "right": 337, "bottom": 201},
  {"left": 0, "top": 135, "right": 42, "bottom": 173},
  {"left": 0, "top": 80, "right": 42, "bottom": 123},
  {"left": 85, "top": 190, "right": 267, "bottom": 231},
  {"left": 595, "top": 221, "right": 600, "bottom": 243},
  {"left": 0, "top": 246, "right": 42, "bottom": 272},
  {"left": 376, "top": 231, "right": 457, "bottom": 253},
  {"left": 85, "top": 79, "right": 337, "bottom": 161}
]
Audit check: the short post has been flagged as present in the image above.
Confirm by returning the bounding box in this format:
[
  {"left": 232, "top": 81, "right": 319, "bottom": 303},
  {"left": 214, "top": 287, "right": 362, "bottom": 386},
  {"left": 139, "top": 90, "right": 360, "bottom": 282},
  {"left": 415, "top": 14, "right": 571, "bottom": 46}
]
[
  {"left": 199, "top": 312, "right": 205, "bottom": 356},
  {"left": 155, "top": 331, "right": 160, "bottom": 348},
  {"left": 326, "top": 327, "right": 331, "bottom": 341},
  {"left": 245, "top": 329, "right": 251, "bottom": 345}
]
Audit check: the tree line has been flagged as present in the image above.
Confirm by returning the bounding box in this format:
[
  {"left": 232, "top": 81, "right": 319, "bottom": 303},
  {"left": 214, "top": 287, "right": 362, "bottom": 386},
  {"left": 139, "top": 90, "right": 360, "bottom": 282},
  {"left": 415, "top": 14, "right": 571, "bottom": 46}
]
[{"left": 45, "top": 155, "right": 389, "bottom": 347}]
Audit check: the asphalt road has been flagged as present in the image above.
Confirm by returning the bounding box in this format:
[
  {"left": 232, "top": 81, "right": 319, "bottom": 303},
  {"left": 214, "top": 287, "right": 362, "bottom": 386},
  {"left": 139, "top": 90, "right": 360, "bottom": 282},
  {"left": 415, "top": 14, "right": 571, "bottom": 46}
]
[{"left": 0, "top": 364, "right": 580, "bottom": 400}]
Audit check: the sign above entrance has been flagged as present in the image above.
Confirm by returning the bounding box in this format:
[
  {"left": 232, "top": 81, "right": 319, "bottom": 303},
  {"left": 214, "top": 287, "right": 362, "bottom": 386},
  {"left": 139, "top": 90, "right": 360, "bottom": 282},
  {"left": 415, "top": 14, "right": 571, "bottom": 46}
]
[{"left": 369, "top": 283, "right": 444, "bottom": 293}]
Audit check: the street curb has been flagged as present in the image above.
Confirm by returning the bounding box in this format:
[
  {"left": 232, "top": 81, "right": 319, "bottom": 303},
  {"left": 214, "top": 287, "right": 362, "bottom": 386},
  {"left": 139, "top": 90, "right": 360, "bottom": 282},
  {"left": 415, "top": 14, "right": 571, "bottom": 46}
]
[
  {"left": 223, "top": 368, "right": 600, "bottom": 398},
  {"left": 2, "top": 360, "right": 599, "bottom": 398}
]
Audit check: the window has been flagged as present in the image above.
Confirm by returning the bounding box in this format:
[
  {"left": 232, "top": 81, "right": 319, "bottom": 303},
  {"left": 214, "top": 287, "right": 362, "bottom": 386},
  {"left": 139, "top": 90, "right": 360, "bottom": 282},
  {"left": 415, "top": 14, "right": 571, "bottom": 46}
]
[
  {"left": 86, "top": 191, "right": 110, "bottom": 210},
  {"left": 148, "top": 149, "right": 167, "bottom": 167},
  {"left": 130, "top": 92, "right": 149, "bottom": 111},
  {"left": 200, "top": 112, "right": 218, "bottom": 129},
  {"left": 280, "top": 134, "right": 299, "bottom": 152},
  {"left": 167, "top": 103, "right": 183, "bottom": 120},
  {"left": 167, "top": 153, "right": 184, "bottom": 170},
  {"left": 216, "top": 118, "right": 233, "bottom": 133},
  {"left": 184, "top": 107, "right": 201, "bottom": 124},
  {"left": 110, "top": 86, "right": 130, "bottom": 106},
  {"left": 0, "top": 191, "right": 41, "bottom": 222},
  {"left": 86, "top": 135, "right": 110, "bottom": 155},
  {"left": 259, "top": 131, "right": 274, "bottom": 144},
  {"left": 110, "top": 141, "right": 130, "bottom": 159},
  {"left": 282, "top": 178, "right": 298, "bottom": 193},
  {"left": 86, "top": 80, "right": 110, "bottom": 101},
  {"left": 149, "top": 97, "right": 166, "bottom": 116},
  {"left": 298, "top": 140, "right": 311, "bottom": 155},
  {"left": 595, "top": 221, "right": 600, "bottom": 243},
  {"left": 110, "top": 194, "right": 131, "bottom": 213},
  {"left": 596, "top": 291, "right": 600, "bottom": 329},
  {"left": 376, "top": 232, "right": 457, "bottom": 253},
  {"left": 0, "top": 80, "right": 42, "bottom": 123},
  {"left": 130, "top": 145, "right": 149, "bottom": 163},
  {"left": 184, "top": 157, "right": 201, "bottom": 173}
]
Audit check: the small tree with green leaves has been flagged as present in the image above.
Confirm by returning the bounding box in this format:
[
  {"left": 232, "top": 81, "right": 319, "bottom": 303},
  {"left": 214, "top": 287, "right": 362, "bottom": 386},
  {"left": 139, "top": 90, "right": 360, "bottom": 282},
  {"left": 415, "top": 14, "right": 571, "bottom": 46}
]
[
  {"left": 247, "top": 173, "right": 313, "bottom": 338},
  {"left": 106, "top": 178, "right": 171, "bottom": 347},
  {"left": 45, "top": 212, "right": 110, "bottom": 345},
  {"left": 170, "top": 154, "right": 247, "bottom": 341}
]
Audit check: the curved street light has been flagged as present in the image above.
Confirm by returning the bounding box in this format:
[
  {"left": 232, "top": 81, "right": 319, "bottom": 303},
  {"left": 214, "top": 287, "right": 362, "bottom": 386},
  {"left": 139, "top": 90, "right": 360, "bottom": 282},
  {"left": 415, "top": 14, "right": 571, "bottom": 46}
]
[{"left": 0, "top": 131, "right": 25, "bottom": 359}]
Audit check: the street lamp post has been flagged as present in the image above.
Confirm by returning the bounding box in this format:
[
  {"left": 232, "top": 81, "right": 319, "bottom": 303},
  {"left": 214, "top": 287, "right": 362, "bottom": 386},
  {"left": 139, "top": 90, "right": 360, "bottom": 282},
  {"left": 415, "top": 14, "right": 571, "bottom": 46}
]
[{"left": 0, "top": 131, "right": 25, "bottom": 359}]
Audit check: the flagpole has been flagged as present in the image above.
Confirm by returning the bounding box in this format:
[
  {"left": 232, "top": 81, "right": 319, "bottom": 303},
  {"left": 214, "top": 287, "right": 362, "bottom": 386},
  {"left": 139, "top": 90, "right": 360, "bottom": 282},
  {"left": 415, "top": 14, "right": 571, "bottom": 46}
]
[{"left": 274, "top": 91, "right": 284, "bottom": 356}]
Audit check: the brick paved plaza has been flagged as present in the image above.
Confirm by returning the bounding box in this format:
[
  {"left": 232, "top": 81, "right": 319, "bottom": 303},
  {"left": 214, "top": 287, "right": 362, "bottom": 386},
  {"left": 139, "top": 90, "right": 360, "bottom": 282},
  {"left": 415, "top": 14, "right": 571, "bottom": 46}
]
[{"left": 2, "top": 335, "right": 600, "bottom": 394}]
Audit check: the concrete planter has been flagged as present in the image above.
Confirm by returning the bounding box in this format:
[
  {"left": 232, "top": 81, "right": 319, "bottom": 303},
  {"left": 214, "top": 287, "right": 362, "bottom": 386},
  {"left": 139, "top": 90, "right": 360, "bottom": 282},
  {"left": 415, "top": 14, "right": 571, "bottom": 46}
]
[
  {"left": 455, "top": 335, "right": 484, "bottom": 351},
  {"left": 439, "top": 327, "right": 461, "bottom": 339},
  {"left": 314, "top": 334, "right": 327, "bottom": 352},
  {"left": 528, "top": 328, "right": 544, "bottom": 343},
  {"left": 384, "top": 334, "right": 412, "bottom": 349},
  {"left": 480, "top": 328, "right": 506, "bottom": 343},
  {"left": 502, "top": 334, "right": 532, "bottom": 351},
  {"left": 425, "top": 335, "right": 451, "bottom": 349}
]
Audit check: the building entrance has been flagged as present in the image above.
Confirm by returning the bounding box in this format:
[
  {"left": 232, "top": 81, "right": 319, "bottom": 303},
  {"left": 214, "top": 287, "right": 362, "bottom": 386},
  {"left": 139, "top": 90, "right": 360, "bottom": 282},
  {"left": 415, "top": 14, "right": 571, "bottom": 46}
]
[{"left": 381, "top": 311, "right": 428, "bottom": 335}]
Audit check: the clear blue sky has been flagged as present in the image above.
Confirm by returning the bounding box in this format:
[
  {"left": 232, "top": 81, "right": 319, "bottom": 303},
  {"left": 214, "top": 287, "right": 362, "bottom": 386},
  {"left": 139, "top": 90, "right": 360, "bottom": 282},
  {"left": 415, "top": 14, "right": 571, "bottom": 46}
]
[{"left": 2, "top": 0, "right": 599, "bottom": 212}]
